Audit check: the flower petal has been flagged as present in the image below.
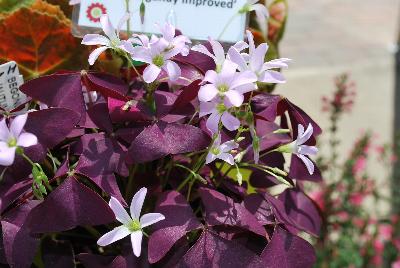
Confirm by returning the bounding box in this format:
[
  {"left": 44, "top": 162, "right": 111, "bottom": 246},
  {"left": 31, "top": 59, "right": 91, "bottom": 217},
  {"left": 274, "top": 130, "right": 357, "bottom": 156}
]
[
  {"left": 203, "top": 70, "right": 218, "bottom": 84},
  {"left": 199, "top": 101, "right": 216, "bottom": 117},
  {"left": 230, "top": 70, "right": 257, "bottom": 90},
  {"left": 297, "top": 123, "right": 313, "bottom": 145},
  {"left": 206, "top": 152, "right": 217, "bottom": 164},
  {"left": 130, "top": 187, "right": 147, "bottom": 220},
  {"left": 0, "top": 118, "right": 11, "bottom": 141},
  {"left": 198, "top": 84, "right": 218, "bottom": 102},
  {"left": 81, "top": 34, "right": 110, "bottom": 46},
  {"left": 140, "top": 213, "right": 165, "bottom": 228},
  {"left": 88, "top": 46, "right": 108, "bottom": 65},
  {"left": 109, "top": 196, "right": 131, "bottom": 224},
  {"left": 298, "top": 145, "right": 318, "bottom": 156},
  {"left": 221, "top": 112, "right": 240, "bottom": 131},
  {"left": 117, "top": 13, "right": 130, "bottom": 37},
  {"left": 264, "top": 58, "right": 291, "bottom": 69},
  {"left": 259, "top": 70, "right": 286, "bottom": 84},
  {"left": 297, "top": 154, "right": 315, "bottom": 175},
  {"left": 143, "top": 64, "right": 161, "bottom": 83},
  {"left": 131, "top": 231, "right": 143, "bottom": 257},
  {"left": 220, "top": 140, "right": 238, "bottom": 153},
  {"left": 217, "top": 153, "right": 235, "bottom": 165},
  {"left": 210, "top": 40, "right": 225, "bottom": 66},
  {"left": 100, "top": 14, "right": 118, "bottom": 41},
  {"left": 97, "top": 225, "right": 131, "bottom": 246},
  {"left": 225, "top": 90, "right": 244, "bottom": 107},
  {"left": 227, "top": 47, "right": 248, "bottom": 72},
  {"left": 10, "top": 114, "right": 28, "bottom": 138},
  {"left": 165, "top": 60, "right": 181, "bottom": 81},
  {"left": 249, "top": 43, "right": 268, "bottom": 72},
  {"left": 206, "top": 111, "right": 221, "bottom": 134},
  {"left": 192, "top": 44, "right": 215, "bottom": 61},
  {"left": 16, "top": 133, "right": 37, "bottom": 148},
  {"left": 0, "top": 142, "right": 16, "bottom": 166}
]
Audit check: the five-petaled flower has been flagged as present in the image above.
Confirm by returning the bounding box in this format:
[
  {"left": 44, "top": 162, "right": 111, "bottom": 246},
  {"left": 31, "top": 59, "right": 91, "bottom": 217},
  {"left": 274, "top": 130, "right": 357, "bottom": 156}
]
[
  {"left": 0, "top": 114, "right": 38, "bottom": 166},
  {"left": 82, "top": 14, "right": 130, "bottom": 65},
  {"left": 123, "top": 23, "right": 190, "bottom": 83},
  {"left": 206, "top": 134, "right": 238, "bottom": 165},
  {"left": 97, "top": 188, "right": 165, "bottom": 257},
  {"left": 278, "top": 123, "right": 318, "bottom": 175},
  {"left": 200, "top": 98, "right": 240, "bottom": 134},
  {"left": 228, "top": 30, "right": 291, "bottom": 84},
  {"left": 198, "top": 60, "right": 257, "bottom": 107}
]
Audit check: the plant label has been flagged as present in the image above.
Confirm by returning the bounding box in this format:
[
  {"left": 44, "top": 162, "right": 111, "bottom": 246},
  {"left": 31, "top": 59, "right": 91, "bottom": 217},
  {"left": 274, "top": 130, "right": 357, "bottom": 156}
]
[
  {"left": 0, "top": 61, "right": 26, "bottom": 111},
  {"left": 72, "top": 0, "right": 249, "bottom": 43}
]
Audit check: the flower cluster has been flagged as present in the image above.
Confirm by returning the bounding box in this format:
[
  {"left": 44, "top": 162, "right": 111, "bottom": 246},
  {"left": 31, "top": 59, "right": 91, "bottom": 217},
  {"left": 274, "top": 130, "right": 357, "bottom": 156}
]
[{"left": 0, "top": 13, "right": 322, "bottom": 268}]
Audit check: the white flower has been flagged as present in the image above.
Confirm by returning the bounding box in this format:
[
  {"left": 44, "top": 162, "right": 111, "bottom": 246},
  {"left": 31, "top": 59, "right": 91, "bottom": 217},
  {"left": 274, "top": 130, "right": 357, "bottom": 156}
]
[
  {"left": 97, "top": 188, "right": 165, "bottom": 257},
  {"left": 0, "top": 114, "right": 38, "bottom": 166},
  {"left": 239, "top": 0, "right": 269, "bottom": 35},
  {"left": 192, "top": 40, "right": 248, "bottom": 72},
  {"left": 206, "top": 134, "right": 239, "bottom": 165},
  {"left": 279, "top": 123, "right": 318, "bottom": 175},
  {"left": 82, "top": 13, "right": 131, "bottom": 65},
  {"left": 228, "top": 30, "right": 291, "bottom": 84}
]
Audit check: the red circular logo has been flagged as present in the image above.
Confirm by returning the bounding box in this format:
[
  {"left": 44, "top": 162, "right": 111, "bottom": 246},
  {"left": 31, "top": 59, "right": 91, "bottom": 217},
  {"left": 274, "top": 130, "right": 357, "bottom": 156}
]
[{"left": 86, "top": 3, "right": 107, "bottom": 23}]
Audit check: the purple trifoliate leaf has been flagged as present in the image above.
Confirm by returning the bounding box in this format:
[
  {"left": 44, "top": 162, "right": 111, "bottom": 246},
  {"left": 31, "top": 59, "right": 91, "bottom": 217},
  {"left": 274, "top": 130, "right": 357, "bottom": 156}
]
[
  {"left": 289, "top": 155, "right": 322, "bottom": 182},
  {"left": 27, "top": 177, "right": 115, "bottom": 233},
  {"left": 176, "top": 230, "right": 265, "bottom": 268},
  {"left": 278, "top": 188, "right": 321, "bottom": 236},
  {"left": 1, "top": 201, "right": 41, "bottom": 268},
  {"left": 242, "top": 194, "right": 275, "bottom": 226},
  {"left": 148, "top": 191, "right": 202, "bottom": 264},
  {"left": 261, "top": 226, "right": 316, "bottom": 268},
  {"left": 198, "top": 187, "right": 266, "bottom": 237},
  {"left": 127, "top": 122, "right": 210, "bottom": 163},
  {"left": 41, "top": 238, "right": 75, "bottom": 268}
]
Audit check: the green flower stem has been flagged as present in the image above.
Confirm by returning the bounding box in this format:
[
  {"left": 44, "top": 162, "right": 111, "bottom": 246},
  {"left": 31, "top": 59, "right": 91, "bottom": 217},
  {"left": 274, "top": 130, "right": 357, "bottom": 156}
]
[
  {"left": 124, "top": 0, "right": 131, "bottom": 36},
  {"left": 21, "top": 152, "right": 35, "bottom": 166}
]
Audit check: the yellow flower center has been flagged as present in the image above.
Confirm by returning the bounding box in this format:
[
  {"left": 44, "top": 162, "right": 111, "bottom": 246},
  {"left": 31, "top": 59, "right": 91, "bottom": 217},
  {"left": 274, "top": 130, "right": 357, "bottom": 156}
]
[
  {"left": 7, "top": 138, "right": 17, "bottom": 148},
  {"left": 152, "top": 54, "right": 165, "bottom": 67},
  {"left": 127, "top": 219, "right": 141, "bottom": 232}
]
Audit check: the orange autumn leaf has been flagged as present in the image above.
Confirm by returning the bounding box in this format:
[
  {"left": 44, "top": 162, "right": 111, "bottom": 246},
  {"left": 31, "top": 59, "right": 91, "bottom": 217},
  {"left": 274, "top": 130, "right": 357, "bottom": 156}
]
[{"left": 0, "top": 0, "right": 84, "bottom": 79}]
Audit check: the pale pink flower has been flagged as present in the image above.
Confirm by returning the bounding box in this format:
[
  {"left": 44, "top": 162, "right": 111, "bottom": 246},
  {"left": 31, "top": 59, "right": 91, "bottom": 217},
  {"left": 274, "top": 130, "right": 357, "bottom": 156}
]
[
  {"left": 97, "top": 188, "right": 165, "bottom": 257},
  {"left": 279, "top": 123, "right": 318, "bottom": 175},
  {"left": 206, "top": 135, "right": 238, "bottom": 165},
  {"left": 0, "top": 114, "right": 38, "bottom": 166},
  {"left": 349, "top": 193, "right": 364, "bottom": 206},
  {"left": 156, "top": 23, "right": 191, "bottom": 56},
  {"left": 82, "top": 14, "right": 131, "bottom": 65},
  {"left": 200, "top": 98, "right": 240, "bottom": 134},
  {"left": 192, "top": 40, "right": 248, "bottom": 71},
  {"left": 392, "top": 259, "right": 400, "bottom": 268},
  {"left": 352, "top": 156, "right": 366, "bottom": 176},
  {"left": 198, "top": 60, "right": 257, "bottom": 107},
  {"left": 239, "top": 0, "right": 269, "bottom": 35},
  {"left": 378, "top": 224, "right": 393, "bottom": 242},
  {"left": 228, "top": 30, "right": 290, "bottom": 84}
]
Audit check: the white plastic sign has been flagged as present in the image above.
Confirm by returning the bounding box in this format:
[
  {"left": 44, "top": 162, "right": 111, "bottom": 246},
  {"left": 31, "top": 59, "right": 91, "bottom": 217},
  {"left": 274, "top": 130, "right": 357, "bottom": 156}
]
[
  {"left": 0, "top": 61, "right": 26, "bottom": 111},
  {"left": 73, "top": 0, "right": 248, "bottom": 43}
]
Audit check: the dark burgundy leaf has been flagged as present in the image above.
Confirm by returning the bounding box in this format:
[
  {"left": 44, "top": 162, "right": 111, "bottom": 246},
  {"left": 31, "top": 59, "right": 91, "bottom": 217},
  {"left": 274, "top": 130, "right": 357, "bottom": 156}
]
[
  {"left": 0, "top": 179, "right": 31, "bottom": 213},
  {"left": 25, "top": 108, "right": 80, "bottom": 149},
  {"left": 127, "top": 122, "right": 210, "bottom": 163},
  {"left": 28, "top": 177, "right": 115, "bottom": 233},
  {"left": 174, "top": 42, "right": 215, "bottom": 74},
  {"left": 20, "top": 73, "right": 86, "bottom": 123},
  {"left": 84, "top": 72, "right": 129, "bottom": 101},
  {"left": 42, "top": 238, "right": 75, "bottom": 268},
  {"left": 263, "top": 193, "right": 298, "bottom": 232},
  {"left": 108, "top": 97, "right": 151, "bottom": 123},
  {"left": 176, "top": 230, "right": 265, "bottom": 268},
  {"left": 199, "top": 188, "right": 266, "bottom": 237},
  {"left": 261, "top": 226, "right": 316, "bottom": 268},
  {"left": 289, "top": 155, "right": 322, "bottom": 182},
  {"left": 170, "top": 80, "right": 201, "bottom": 112},
  {"left": 251, "top": 94, "right": 281, "bottom": 121},
  {"left": 77, "top": 253, "right": 145, "bottom": 268},
  {"left": 87, "top": 102, "right": 113, "bottom": 133},
  {"left": 242, "top": 194, "right": 275, "bottom": 226},
  {"left": 148, "top": 191, "right": 202, "bottom": 264},
  {"left": 1, "top": 201, "right": 40, "bottom": 268},
  {"left": 278, "top": 189, "right": 321, "bottom": 236}
]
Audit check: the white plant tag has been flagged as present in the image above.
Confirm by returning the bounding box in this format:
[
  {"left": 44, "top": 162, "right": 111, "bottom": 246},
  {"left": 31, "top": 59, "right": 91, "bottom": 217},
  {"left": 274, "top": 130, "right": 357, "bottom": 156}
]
[
  {"left": 72, "top": 0, "right": 249, "bottom": 43},
  {"left": 0, "top": 61, "right": 27, "bottom": 111}
]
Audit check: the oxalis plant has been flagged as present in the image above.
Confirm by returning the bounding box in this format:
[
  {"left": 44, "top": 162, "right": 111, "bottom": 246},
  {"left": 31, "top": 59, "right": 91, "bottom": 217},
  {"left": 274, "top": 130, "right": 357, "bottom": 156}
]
[{"left": 0, "top": 9, "right": 322, "bottom": 268}]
